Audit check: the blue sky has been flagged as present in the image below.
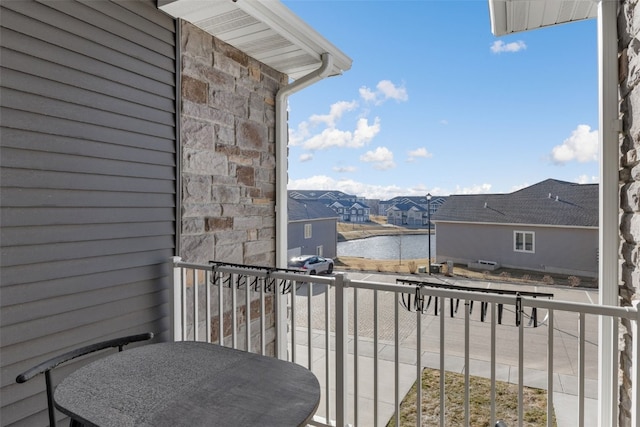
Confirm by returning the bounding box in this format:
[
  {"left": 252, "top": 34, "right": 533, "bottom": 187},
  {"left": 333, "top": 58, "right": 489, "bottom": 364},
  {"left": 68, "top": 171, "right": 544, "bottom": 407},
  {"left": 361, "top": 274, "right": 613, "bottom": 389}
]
[{"left": 282, "top": 0, "right": 599, "bottom": 200}]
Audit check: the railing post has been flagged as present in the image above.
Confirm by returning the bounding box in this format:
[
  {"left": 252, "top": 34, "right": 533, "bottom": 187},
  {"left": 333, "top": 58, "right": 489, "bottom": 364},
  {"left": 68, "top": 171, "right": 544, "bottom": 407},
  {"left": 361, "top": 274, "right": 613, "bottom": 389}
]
[
  {"left": 275, "top": 280, "right": 288, "bottom": 360},
  {"left": 633, "top": 300, "right": 640, "bottom": 427},
  {"left": 335, "top": 273, "right": 348, "bottom": 427},
  {"left": 171, "top": 256, "right": 183, "bottom": 342}
]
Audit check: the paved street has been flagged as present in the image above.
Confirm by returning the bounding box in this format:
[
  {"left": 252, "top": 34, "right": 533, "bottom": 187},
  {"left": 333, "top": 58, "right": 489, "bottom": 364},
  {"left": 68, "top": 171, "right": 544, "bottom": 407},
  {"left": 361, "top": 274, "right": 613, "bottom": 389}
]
[{"left": 292, "top": 270, "right": 600, "bottom": 426}]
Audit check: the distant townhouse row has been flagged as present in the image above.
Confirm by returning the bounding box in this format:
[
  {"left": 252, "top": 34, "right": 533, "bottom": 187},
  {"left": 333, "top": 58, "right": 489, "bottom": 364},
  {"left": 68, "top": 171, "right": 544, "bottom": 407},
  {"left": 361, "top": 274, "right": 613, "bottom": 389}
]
[
  {"left": 380, "top": 195, "right": 447, "bottom": 227},
  {"left": 288, "top": 190, "right": 448, "bottom": 226},
  {"left": 288, "top": 190, "right": 371, "bottom": 223}
]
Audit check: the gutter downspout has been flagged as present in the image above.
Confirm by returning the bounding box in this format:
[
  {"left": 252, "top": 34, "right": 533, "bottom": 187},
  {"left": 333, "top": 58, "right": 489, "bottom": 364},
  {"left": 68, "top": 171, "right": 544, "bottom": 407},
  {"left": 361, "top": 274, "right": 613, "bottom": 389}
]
[{"left": 274, "top": 53, "right": 334, "bottom": 360}]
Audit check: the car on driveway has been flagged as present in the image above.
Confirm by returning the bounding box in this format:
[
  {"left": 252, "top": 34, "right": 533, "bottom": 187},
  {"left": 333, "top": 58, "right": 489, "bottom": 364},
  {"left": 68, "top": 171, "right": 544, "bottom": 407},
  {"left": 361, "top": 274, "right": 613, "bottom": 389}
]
[{"left": 288, "top": 255, "right": 334, "bottom": 275}]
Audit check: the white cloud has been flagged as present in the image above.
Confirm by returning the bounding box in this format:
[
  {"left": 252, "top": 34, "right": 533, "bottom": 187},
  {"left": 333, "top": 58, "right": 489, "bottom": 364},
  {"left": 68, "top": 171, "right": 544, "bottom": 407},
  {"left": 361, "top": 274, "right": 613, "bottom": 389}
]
[
  {"left": 288, "top": 175, "right": 409, "bottom": 200},
  {"left": 288, "top": 175, "right": 501, "bottom": 200},
  {"left": 407, "top": 147, "right": 433, "bottom": 162},
  {"left": 309, "top": 100, "right": 358, "bottom": 127},
  {"left": 359, "top": 80, "right": 408, "bottom": 105},
  {"left": 301, "top": 117, "right": 381, "bottom": 151},
  {"left": 333, "top": 165, "right": 357, "bottom": 173},
  {"left": 491, "top": 40, "right": 527, "bottom": 54},
  {"left": 452, "top": 183, "right": 493, "bottom": 195},
  {"left": 439, "top": 119, "right": 449, "bottom": 125},
  {"left": 576, "top": 174, "right": 599, "bottom": 184},
  {"left": 299, "top": 153, "right": 313, "bottom": 162},
  {"left": 360, "top": 146, "right": 396, "bottom": 170},
  {"left": 550, "top": 124, "right": 599, "bottom": 164},
  {"left": 376, "top": 80, "right": 408, "bottom": 102}
]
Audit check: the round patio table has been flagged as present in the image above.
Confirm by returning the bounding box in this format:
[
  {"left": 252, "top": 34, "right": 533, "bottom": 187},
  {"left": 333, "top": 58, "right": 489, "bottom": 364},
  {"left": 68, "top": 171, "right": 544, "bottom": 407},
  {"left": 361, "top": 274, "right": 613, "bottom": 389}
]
[{"left": 54, "top": 341, "right": 320, "bottom": 427}]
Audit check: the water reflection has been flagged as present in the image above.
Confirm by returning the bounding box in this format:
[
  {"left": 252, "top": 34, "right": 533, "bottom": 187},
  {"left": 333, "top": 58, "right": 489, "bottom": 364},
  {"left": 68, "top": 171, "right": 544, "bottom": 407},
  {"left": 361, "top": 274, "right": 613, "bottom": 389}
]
[{"left": 337, "top": 234, "right": 436, "bottom": 260}]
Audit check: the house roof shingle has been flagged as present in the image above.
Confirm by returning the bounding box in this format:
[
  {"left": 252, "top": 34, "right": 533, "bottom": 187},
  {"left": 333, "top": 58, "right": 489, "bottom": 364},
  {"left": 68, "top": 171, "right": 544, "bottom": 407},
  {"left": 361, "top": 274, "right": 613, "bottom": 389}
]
[
  {"left": 431, "top": 179, "right": 598, "bottom": 227},
  {"left": 288, "top": 198, "right": 339, "bottom": 221}
]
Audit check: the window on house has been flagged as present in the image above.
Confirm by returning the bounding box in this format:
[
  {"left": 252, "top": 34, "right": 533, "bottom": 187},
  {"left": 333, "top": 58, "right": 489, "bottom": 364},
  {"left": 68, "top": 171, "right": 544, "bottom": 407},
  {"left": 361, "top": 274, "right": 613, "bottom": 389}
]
[
  {"left": 514, "top": 231, "right": 534, "bottom": 253},
  {"left": 304, "top": 224, "right": 312, "bottom": 239}
]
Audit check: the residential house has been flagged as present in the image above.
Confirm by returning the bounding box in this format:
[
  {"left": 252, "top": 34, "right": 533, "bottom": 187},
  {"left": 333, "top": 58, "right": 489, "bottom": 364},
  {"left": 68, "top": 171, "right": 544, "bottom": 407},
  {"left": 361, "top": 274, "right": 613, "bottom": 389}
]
[
  {"left": 380, "top": 195, "right": 447, "bottom": 227},
  {"left": 289, "top": 190, "right": 371, "bottom": 222},
  {"left": 0, "top": 1, "right": 351, "bottom": 425},
  {"left": 431, "top": 179, "right": 598, "bottom": 277},
  {"left": 288, "top": 198, "right": 339, "bottom": 259},
  {"left": 386, "top": 201, "right": 426, "bottom": 226}
]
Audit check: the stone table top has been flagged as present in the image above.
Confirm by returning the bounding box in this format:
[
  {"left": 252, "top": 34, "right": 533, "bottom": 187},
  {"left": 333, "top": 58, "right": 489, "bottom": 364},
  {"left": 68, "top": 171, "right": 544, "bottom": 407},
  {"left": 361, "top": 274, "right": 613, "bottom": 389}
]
[{"left": 54, "top": 341, "right": 320, "bottom": 427}]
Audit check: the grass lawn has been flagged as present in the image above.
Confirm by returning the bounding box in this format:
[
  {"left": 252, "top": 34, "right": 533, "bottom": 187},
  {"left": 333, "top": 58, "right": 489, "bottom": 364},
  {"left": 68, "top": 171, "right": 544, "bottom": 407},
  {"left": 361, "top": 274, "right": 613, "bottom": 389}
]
[{"left": 386, "top": 368, "right": 556, "bottom": 427}]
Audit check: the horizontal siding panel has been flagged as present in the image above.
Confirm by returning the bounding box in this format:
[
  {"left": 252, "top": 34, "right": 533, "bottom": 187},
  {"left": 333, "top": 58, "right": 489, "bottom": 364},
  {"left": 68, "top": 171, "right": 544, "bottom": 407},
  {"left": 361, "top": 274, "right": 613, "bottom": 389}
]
[
  {"left": 42, "top": 0, "right": 175, "bottom": 59},
  {"left": 1, "top": 109, "right": 175, "bottom": 152},
  {"left": 2, "top": 48, "right": 174, "bottom": 112},
  {"left": 1, "top": 263, "right": 171, "bottom": 307},
  {"left": 2, "top": 300, "right": 169, "bottom": 368},
  {"left": 1, "top": 169, "right": 175, "bottom": 195},
  {"left": 2, "top": 235, "right": 175, "bottom": 267},
  {"left": 0, "top": 5, "right": 174, "bottom": 83},
  {"left": 2, "top": 68, "right": 174, "bottom": 125},
  {"left": 1, "top": 148, "right": 174, "bottom": 180},
  {"left": 2, "top": 277, "right": 168, "bottom": 328},
  {"left": 2, "top": 128, "right": 175, "bottom": 164},
  {"left": 1, "top": 221, "right": 174, "bottom": 247},
  {"left": 1, "top": 207, "right": 175, "bottom": 228},
  {"left": 1, "top": 290, "right": 168, "bottom": 349},
  {"left": 0, "top": 27, "right": 174, "bottom": 98},
  {"left": 0, "top": 249, "right": 173, "bottom": 288},
  {"left": 2, "top": 88, "right": 175, "bottom": 140},
  {"left": 1, "top": 188, "right": 175, "bottom": 208},
  {"left": 110, "top": 0, "right": 176, "bottom": 34}
]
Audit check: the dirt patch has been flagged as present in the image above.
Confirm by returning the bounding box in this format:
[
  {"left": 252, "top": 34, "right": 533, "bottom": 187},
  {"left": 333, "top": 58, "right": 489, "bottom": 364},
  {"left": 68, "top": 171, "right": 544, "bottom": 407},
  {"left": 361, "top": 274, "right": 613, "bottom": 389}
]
[{"left": 335, "top": 256, "right": 598, "bottom": 289}]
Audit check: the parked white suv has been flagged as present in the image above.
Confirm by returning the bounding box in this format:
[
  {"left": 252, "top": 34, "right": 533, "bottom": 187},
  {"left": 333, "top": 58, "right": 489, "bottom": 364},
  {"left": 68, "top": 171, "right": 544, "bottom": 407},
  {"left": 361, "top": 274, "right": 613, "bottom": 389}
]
[{"left": 288, "top": 255, "right": 334, "bottom": 275}]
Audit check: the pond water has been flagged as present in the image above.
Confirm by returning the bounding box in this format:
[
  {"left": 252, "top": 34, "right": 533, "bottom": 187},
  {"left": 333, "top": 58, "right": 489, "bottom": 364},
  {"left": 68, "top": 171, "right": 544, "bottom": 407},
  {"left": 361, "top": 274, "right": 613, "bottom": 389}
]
[{"left": 337, "top": 234, "right": 436, "bottom": 260}]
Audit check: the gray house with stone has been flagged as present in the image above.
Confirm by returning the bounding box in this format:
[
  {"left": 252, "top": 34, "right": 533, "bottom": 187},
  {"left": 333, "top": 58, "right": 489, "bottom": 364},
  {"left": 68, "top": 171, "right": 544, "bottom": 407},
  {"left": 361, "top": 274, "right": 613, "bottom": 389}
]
[
  {"left": 432, "top": 179, "right": 599, "bottom": 278},
  {"left": 288, "top": 198, "right": 339, "bottom": 259},
  {"left": 0, "top": 1, "right": 351, "bottom": 425}
]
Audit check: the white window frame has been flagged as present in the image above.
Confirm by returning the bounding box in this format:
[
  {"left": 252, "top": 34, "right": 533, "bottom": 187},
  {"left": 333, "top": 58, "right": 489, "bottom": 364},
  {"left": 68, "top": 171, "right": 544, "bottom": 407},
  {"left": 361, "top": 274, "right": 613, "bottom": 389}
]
[
  {"left": 514, "top": 230, "right": 535, "bottom": 253},
  {"left": 316, "top": 245, "right": 323, "bottom": 256},
  {"left": 304, "top": 223, "right": 312, "bottom": 239}
]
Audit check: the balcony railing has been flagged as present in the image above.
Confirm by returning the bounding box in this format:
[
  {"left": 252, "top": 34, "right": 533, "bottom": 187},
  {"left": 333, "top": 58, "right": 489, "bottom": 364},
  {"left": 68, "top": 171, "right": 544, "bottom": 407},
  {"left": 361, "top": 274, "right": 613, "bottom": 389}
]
[{"left": 172, "top": 257, "right": 640, "bottom": 427}]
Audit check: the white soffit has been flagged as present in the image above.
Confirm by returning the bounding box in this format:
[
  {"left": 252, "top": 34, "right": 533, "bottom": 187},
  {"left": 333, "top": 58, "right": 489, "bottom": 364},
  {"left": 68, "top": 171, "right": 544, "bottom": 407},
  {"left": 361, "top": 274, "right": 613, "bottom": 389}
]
[
  {"left": 158, "top": 0, "right": 352, "bottom": 80},
  {"left": 489, "top": 0, "right": 598, "bottom": 36}
]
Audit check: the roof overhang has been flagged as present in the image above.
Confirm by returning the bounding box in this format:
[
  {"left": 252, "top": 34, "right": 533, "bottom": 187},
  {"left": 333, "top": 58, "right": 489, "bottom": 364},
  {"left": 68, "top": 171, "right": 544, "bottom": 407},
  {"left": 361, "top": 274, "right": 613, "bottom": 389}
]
[
  {"left": 158, "top": 0, "right": 352, "bottom": 80},
  {"left": 488, "top": 0, "right": 598, "bottom": 36}
]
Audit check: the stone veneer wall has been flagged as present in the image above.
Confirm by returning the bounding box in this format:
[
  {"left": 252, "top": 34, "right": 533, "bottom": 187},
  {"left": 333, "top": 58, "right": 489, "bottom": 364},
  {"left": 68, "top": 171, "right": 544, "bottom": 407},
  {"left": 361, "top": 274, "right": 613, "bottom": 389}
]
[
  {"left": 620, "top": 1, "right": 640, "bottom": 425},
  {"left": 178, "top": 21, "right": 286, "bottom": 354}
]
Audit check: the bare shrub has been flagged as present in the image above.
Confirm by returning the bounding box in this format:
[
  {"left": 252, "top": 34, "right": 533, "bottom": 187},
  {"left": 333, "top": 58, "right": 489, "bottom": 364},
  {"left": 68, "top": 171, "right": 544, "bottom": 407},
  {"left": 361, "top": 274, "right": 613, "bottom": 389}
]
[
  {"left": 499, "top": 271, "right": 511, "bottom": 278},
  {"left": 357, "top": 263, "right": 365, "bottom": 271},
  {"left": 376, "top": 264, "right": 383, "bottom": 272},
  {"left": 408, "top": 261, "right": 417, "bottom": 274},
  {"left": 482, "top": 270, "right": 491, "bottom": 278},
  {"left": 568, "top": 276, "right": 581, "bottom": 287},
  {"left": 522, "top": 274, "right": 531, "bottom": 281},
  {"left": 542, "top": 275, "right": 554, "bottom": 285}
]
